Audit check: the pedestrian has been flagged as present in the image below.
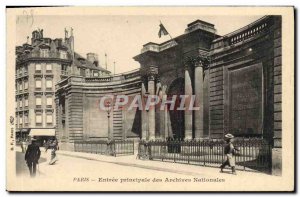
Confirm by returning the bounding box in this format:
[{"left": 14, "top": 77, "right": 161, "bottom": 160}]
[
  {"left": 21, "top": 140, "right": 25, "bottom": 153},
  {"left": 24, "top": 138, "right": 41, "bottom": 177},
  {"left": 46, "top": 139, "right": 58, "bottom": 165},
  {"left": 220, "top": 133, "right": 239, "bottom": 175},
  {"left": 22, "top": 140, "right": 27, "bottom": 153}
]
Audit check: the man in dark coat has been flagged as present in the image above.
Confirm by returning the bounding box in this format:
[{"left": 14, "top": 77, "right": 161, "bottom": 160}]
[{"left": 25, "top": 139, "right": 41, "bottom": 177}]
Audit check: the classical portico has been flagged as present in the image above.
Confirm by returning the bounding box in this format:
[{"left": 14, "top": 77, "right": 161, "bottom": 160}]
[{"left": 134, "top": 19, "right": 216, "bottom": 141}]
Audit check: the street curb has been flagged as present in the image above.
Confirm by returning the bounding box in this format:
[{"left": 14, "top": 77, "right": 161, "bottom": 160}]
[
  {"left": 57, "top": 151, "right": 206, "bottom": 177},
  {"left": 57, "top": 151, "right": 271, "bottom": 177}
]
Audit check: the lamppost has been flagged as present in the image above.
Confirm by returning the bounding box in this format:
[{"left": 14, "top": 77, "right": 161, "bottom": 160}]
[{"left": 105, "top": 99, "right": 112, "bottom": 141}]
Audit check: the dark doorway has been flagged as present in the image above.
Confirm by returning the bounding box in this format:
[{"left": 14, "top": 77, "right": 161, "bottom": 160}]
[{"left": 167, "top": 78, "right": 185, "bottom": 140}]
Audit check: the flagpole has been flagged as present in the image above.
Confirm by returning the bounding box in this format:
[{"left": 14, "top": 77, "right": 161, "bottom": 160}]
[
  {"left": 160, "top": 20, "right": 174, "bottom": 41},
  {"left": 105, "top": 53, "right": 107, "bottom": 70},
  {"left": 113, "top": 61, "right": 116, "bottom": 75}
]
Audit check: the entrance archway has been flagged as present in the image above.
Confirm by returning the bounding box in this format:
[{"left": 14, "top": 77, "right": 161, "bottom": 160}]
[{"left": 167, "top": 78, "right": 185, "bottom": 140}]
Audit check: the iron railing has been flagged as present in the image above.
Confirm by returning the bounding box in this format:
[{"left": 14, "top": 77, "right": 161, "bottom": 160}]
[
  {"left": 74, "top": 140, "right": 134, "bottom": 157},
  {"left": 137, "top": 138, "right": 272, "bottom": 173}
]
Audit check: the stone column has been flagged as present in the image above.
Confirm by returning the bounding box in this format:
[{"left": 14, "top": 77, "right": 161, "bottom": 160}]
[
  {"left": 194, "top": 61, "right": 204, "bottom": 139},
  {"left": 184, "top": 64, "right": 193, "bottom": 140},
  {"left": 148, "top": 74, "right": 156, "bottom": 140},
  {"left": 158, "top": 89, "right": 165, "bottom": 140},
  {"left": 141, "top": 82, "right": 147, "bottom": 140}
]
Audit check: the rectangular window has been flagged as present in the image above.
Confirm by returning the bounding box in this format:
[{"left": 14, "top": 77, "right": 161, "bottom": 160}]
[
  {"left": 35, "top": 79, "right": 42, "bottom": 90},
  {"left": 35, "top": 64, "right": 41, "bottom": 73},
  {"left": 19, "top": 99, "right": 23, "bottom": 108},
  {"left": 46, "top": 97, "right": 52, "bottom": 107},
  {"left": 46, "top": 64, "right": 52, "bottom": 72},
  {"left": 80, "top": 68, "right": 86, "bottom": 77},
  {"left": 24, "top": 114, "right": 29, "bottom": 124},
  {"left": 24, "top": 66, "right": 28, "bottom": 75},
  {"left": 24, "top": 81, "right": 28, "bottom": 90},
  {"left": 19, "top": 68, "right": 22, "bottom": 76},
  {"left": 46, "top": 114, "right": 53, "bottom": 124},
  {"left": 19, "top": 116, "right": 23, "bottom": 124},
  {"left": 40, "top": 49, "right": 49, "bottom": 58},
  {"left": 35, "top": 97, "right": 42, "bottom": 107},
  {"left": 25, "top": 98, "right": 28, "bottom": 107},
  {"left": 46, "top": 79, "right": 53, "bottom": 90},
  {"left": 35, "top": 114, "right": 42, "bottom": 125},
  {"left": 93, "top": 71, "right": 99, "bottom": 77},
  {"left": 60, "top": 51, "right": 67, "bottom": 59},
  {"left": 19, "top": 82, "right": 23, "bottom": 91},
  {"left": 61, "top": 64, "right": 68, "bottom": 75}
]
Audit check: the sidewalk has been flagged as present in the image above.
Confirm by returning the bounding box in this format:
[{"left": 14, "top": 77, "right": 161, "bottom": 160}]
[
  {"left": 57, "top": 149, "right": 275, "bottom": 179},
  {"left": 15, "top": 147, "right": 286, "bottom": 191}
]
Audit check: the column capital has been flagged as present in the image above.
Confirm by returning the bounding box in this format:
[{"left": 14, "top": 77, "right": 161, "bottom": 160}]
[
  {"left": 141, "top": 65, "right": 158, "bottom": 81},
  {"left": 183, "top": 57, "right": 193, "bottom": 70},
  {"left": 148, "top": 74, "right": 156, "bottom": 81},
  {"left": 193, "top": 56, "right": 210, "bottom": 69},
  {"left": 183, "top": 56, "right": 210, "bottom": 69}
]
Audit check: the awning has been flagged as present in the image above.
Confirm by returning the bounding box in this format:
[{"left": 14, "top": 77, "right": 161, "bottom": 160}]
[
  {"left": 29, "top": 129, "right": 55, "bottom": 136},
  {"left": 16, "top": 128, "right": 30, "bottom": 133}
]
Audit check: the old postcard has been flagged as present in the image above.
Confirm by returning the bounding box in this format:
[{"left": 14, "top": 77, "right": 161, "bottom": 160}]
[{"left": 6, "top": 6, "right": 294, "bottom": 192}]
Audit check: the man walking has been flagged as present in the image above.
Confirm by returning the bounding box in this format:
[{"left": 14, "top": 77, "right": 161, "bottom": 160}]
[
  {"left": 220, "top": 133, "right": 239, "bottom": 175},
  {"left": 25, "top": 138, "right": 41, "bottom": 177}
]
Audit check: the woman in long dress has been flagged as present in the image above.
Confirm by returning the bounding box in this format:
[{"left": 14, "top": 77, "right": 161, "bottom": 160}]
[{"left": 45, "top": 139, "right": 58, "bottom": 165}]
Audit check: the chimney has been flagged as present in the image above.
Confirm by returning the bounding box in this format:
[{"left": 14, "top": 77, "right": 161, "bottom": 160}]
[{"left": 86, "top": 53, "right": 99, "bottom": 67}]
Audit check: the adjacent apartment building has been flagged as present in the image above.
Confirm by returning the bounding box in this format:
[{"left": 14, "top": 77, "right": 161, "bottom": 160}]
[{"left": 15, "top": 28, "right": 110, "bottom": 141}]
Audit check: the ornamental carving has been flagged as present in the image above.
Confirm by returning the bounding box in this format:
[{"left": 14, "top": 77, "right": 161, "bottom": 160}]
[
  {"left": 183, "top": 56, "right": 210, "bottom": 69},
  {"left": 141, "top": 65, "right": 158, "bottom": 81}
]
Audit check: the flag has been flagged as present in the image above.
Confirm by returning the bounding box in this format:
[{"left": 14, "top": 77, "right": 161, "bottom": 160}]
[{"left": 158, "top": 23, "right": 169, "bottom": 38}]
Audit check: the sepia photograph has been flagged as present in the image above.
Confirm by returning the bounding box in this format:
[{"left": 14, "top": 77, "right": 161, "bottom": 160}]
[{"left": 6, "top": 6, "right": 294, "bottom": 192}]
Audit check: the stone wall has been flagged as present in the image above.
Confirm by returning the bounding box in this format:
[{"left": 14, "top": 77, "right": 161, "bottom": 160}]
[
  {"left": 56, "top": 70, "right": 141, "bottom": 144},
  {"left": 209, "top": 16, "right": 281, "bottom": 141}
]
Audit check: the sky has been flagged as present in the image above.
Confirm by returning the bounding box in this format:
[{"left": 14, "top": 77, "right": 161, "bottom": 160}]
[{"left": 16, "top": 15, "right": 263, "bottom": 74}]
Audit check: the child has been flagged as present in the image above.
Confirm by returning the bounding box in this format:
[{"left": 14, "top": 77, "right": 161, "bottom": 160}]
[{"left": 220, "top": 133, "right": 239, "bottom": 175}]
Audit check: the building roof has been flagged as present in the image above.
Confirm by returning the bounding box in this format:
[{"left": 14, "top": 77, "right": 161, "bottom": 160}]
[
  {"left": 73, "top": 52, "right": 109, "bottom": 72},
  {"left": 16, "top": 30, "right": 111, "bottom": 73}
]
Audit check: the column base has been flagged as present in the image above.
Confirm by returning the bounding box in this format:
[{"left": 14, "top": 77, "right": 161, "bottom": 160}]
[
  {"left": 194, "top": 137, "right": 209, "bottom": 140},
  {"left": 272, "top": 147, "right": 282, "bottom": 176},
  {"left": 194, "top": 129, "right": 205, "bottom": 139},
  {"left": 184, "top": 134, "right": 193, "bottom": 141}
]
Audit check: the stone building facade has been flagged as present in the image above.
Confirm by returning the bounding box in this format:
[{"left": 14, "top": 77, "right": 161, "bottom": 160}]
[
  {"left": 55, "top": 70, "right": 141, "bottom": 150},
  {"left": 55, "top": 16, "right": 282, "bottom": 173},
  {"left": 15, "top": 29, "right": 110, "bottom": 140}
]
